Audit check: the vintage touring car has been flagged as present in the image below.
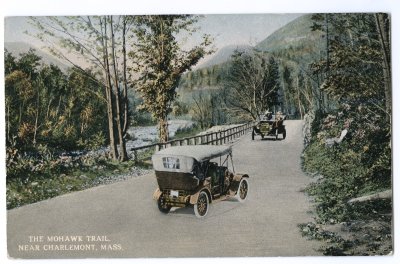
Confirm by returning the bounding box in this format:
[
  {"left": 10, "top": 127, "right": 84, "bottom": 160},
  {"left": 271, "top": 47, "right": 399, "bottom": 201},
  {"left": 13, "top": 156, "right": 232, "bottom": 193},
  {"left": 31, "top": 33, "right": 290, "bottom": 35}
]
[
  {"left": 252, "top": 112, "right": 286, "bottom": 140},
  {"left": 152, "top": 145, "right": 249, "bottom": 218}
]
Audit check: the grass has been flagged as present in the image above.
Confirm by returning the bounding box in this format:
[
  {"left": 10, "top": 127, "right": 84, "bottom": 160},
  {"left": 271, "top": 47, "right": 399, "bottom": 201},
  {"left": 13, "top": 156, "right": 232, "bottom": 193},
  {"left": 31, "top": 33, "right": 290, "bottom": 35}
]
[
  {"left": 171, "top": 124, "right": 203, "bottom": 140},
  {"left": 6, "top": 159, "right": 141, "bottom": 210}
]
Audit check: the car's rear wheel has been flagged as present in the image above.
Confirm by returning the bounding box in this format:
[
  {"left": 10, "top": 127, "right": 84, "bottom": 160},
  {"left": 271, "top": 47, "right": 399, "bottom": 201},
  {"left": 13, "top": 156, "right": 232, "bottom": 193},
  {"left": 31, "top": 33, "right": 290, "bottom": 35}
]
[
  {"left": 237, "top": 178, "right": 249, "bottom": 202},
  {"left": 157, "top": 196, "right": 171, "bottom": 214},
  {"left": 194, "top": 191, "right": 209, "bottom": 218}
]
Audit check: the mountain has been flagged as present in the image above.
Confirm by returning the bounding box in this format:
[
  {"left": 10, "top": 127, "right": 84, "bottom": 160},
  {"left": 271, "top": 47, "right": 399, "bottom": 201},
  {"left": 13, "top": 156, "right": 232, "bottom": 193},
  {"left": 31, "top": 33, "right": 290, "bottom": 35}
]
[
  {"left": 179, "top": 14, "right": 324, "bottom": 93},
  {"left": 5, "top": 42, "right": 70, "bottom": 71},
  {"left": 255, "top": 14, "right": 324, "bottom": 66},
  {"left": 196, "top": 44, "right": 252, "bottom": 69}
]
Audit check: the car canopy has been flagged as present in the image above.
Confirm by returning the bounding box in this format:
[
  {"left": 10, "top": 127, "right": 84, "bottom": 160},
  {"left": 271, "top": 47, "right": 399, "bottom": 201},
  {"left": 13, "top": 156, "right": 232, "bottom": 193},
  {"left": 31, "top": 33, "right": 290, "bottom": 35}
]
[
  {"left": 152, "top": 145, "right": 232, "bottom": 173},
  {"left": 259, "top": 114, "right": 286, "bottom": 122}
]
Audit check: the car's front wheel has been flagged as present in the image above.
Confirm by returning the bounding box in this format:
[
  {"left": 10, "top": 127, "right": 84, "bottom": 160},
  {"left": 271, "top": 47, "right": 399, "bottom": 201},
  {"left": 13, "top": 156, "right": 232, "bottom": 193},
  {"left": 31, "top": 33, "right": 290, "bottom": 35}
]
[
  {"left": 157, "top": 196, "right": 171, "bottom": 214},
  {"left": 194, "top": 191, "right": 209, "bottom": 218},
  {"left": 237, "top": 178, "right": 249, "bottom": 202}
]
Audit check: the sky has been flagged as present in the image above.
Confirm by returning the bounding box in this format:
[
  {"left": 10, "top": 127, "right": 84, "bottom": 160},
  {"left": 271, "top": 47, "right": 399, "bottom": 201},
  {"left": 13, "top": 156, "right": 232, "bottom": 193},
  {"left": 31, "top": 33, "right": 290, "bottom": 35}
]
[{"left": 4, "top": 14, "right": 302, "bottom": 67}]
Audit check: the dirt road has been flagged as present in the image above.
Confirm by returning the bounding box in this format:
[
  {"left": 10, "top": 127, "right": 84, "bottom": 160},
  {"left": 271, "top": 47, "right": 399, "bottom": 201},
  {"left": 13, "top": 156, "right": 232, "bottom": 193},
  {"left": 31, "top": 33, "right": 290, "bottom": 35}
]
[{"left": 7, "top": 120, "right": 322, "bottom": 258}]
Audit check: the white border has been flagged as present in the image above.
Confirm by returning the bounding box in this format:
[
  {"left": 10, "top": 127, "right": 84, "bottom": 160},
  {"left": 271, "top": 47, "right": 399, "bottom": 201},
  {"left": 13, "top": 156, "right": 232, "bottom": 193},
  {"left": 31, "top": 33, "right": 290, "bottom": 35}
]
[{"left": 1, "top": 1, "right": 399, "bottom": 264}]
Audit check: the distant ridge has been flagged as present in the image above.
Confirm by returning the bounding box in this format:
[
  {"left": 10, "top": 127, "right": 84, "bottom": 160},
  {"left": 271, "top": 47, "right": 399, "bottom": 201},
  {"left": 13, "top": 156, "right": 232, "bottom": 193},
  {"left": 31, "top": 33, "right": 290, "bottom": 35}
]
[
  {"left": 179, "top": 14, "right": 324, "bottom": 92},
  {"left": 256, "top": 14, "right": 322, "bottom": 54},
  {"left": 196, "top": 44, "right": 252, "bottom": 69},
  {"left": 5, "top": 42, "right": 69, "bottom": 71}
]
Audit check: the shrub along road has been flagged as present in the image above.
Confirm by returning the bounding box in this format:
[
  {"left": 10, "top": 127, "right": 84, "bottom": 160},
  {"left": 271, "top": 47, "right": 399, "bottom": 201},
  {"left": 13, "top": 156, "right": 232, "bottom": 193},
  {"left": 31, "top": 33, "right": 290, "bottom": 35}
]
[{"left": 7, "top": 120, "right": 322, "bottom": 258}]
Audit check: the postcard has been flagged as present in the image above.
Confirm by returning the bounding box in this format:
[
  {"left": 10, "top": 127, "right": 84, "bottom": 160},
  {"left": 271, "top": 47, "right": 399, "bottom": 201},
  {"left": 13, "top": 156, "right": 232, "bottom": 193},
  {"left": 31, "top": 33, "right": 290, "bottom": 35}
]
[{"left": 2, "top": 1, "right": 396, "bottom": 263}]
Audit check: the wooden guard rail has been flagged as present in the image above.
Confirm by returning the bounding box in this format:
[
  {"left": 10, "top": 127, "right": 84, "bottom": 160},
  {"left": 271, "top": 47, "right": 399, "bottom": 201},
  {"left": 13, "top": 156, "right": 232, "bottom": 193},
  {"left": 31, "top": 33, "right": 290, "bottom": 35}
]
[{"left": 130, "top": 122, "right": 253, "bottom": 163}]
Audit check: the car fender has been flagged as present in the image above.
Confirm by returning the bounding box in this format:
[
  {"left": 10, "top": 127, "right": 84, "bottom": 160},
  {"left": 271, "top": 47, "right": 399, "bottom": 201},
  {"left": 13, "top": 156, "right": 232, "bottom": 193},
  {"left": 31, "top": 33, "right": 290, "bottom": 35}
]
[
  {"left": 229, "top": 174, "right": 249, "bottom": 195},
  {"left": 189, "top": 187, "right": 212, "bottom": 205},
  {"left": 153, "top": 188, "right": 162, "bottom": 201}
]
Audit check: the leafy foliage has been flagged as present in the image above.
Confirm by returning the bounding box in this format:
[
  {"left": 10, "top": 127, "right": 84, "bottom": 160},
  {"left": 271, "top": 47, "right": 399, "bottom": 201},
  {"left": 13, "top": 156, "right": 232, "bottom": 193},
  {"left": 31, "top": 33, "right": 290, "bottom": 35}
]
[
  {"left": 131, "top": 15, "right": 213, "bottom": 142},
  {"left": 5, "top": 50, "right": 107, "bottom": 153},
  {"left": 301, "top": 13, "right": 391, "bottom": 255},
  {"left": 303, "top": 102, "right": 391, "bottom": 217}
]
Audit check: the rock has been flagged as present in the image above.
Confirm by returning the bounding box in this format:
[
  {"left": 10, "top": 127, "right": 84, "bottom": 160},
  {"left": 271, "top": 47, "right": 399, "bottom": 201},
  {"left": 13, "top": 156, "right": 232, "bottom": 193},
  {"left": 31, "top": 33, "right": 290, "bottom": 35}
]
[
  {"left": 31, "top": 182, "right": 38, "bottom": 187},
  {"left": 79, "top": 175, "right": 88, "bottom": 180}
]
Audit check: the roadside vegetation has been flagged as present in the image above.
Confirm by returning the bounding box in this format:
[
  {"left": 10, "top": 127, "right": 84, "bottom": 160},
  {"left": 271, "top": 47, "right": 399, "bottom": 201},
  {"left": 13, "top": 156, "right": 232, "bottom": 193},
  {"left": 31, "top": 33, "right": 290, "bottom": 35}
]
[
  {"left": 299, "top": 13, "right": 392, "bottom": 255},
  {"left": 7, "top": 153, "right": 146, "bottom": 209},
  {"left": 300, "top": 106, "right": 391, "bottom": 255}
]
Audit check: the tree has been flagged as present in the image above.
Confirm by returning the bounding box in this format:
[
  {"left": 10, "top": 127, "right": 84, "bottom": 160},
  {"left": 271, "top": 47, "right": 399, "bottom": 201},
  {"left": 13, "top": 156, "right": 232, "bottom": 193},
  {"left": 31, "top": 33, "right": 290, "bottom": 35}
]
[
  {"left": 306, "top": 13, "right": 392, "bottom": 218},
  {"left": 132, "top": 15, "right": 213, "bottom": 142},
  {"left": 30, "top": 16, "right": 133, "bottom": 160},
  {"left": 282, "top": 65, "right": 295, "bottom": 115},
  {"left": 223, "top": 49, "right": 281, "bottom": 121},
  {"left": 5, "top": 50, "right": 107, "bottom": 151},
  {"left": 312, "top": 14, "right": 389, "bottom": 117},
  {"left": 5, "top": 50, "right": 40, "bottom": 146},
  {"left": 374, "top": 13, "right": 391, "bottom": 123},
  {"left": 191, "top": 91, "right": 213, "bottom": 129},
  {"left": 263, "top": 56, "right": 281, "bottom": 111}
]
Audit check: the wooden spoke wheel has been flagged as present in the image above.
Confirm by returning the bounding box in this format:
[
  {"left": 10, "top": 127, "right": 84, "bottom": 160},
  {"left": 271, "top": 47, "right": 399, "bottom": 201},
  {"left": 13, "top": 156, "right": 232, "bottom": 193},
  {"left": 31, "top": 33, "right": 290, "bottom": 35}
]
[
  {"left": 194, "top": 191, "right": 209, "bottom": 218},
  {"left": 157, "top": 196, "right": 171, "bottom": 214},
  {"left": 237, "top": 178, "right": 249, "bottom": 202}
]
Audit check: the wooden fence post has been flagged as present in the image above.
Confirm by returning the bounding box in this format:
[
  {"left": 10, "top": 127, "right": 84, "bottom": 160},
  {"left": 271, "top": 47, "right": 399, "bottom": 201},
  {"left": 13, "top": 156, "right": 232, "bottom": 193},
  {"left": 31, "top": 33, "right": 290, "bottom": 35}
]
[{"left": 134, "top": 149, "right": 138, "bottom": 164}]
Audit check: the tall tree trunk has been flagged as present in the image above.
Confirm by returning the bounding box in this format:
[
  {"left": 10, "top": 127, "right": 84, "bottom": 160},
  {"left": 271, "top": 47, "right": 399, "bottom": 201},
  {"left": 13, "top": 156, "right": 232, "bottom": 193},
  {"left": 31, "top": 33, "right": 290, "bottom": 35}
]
[
  {"left": 296, "top": 76, "right": 303, "bottom": 119},
  {"left": 110, "top": 16, "right": 128, "bottom": 161},
  {"left": 281, "top": 76, "right": 290, "bottom": 115},
  {"left": 325, "top": 14, "right": 330, "bottom": 72},
  {"left": 101, "top": 17, "right": 118, "bottom": 160},
  {"left": 46, "top": 97, "right": 53, "bottom": 121},
  {"left": 159, "top": 115, "right": 169, "bottom": 143},
  {"left": 122, "top": 17, "right": 130, "bottom": 135},
  {"left": 33, "top": 79, "right": 41, "bottom": 145},
  {"left": 375, "top": 13, "right": 391, "bottom": 123},
  {"left": 6, "top": 103, "right": 10, "bottom": 143}
]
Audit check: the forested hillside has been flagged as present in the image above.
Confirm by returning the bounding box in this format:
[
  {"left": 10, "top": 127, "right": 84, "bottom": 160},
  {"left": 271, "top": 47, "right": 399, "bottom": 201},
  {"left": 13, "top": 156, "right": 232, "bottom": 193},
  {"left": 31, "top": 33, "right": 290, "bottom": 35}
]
[
  {"left": 256, "top": 14, "right": 324, "bottom": 65},
  {"left": 178, "top": 45, "right": 251, "bottom": 91},
  {"left": 178, "top": 14, "right": 327, "bottom": 120}
]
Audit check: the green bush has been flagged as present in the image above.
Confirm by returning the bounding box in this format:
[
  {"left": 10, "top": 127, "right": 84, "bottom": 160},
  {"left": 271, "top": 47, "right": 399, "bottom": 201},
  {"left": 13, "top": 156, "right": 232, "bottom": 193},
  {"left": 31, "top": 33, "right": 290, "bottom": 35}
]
[{"left": 302, "top": 105, "right": 391, "bottom": 223}]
